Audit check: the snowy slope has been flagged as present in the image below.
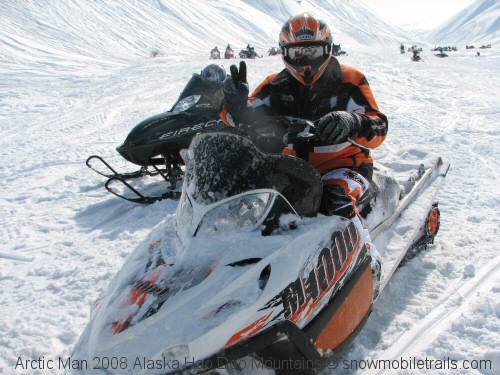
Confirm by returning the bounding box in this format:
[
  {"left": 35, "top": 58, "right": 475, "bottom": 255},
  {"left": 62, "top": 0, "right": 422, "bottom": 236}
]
[
  {"left": 0, "top": 1, "right": 499, "bottom": 374},
  {"left": 0, "top": 0, "right": 409, "bottom": 64},
  {"left": 426, "top": 0, "right": 500, "bottom": 44}
]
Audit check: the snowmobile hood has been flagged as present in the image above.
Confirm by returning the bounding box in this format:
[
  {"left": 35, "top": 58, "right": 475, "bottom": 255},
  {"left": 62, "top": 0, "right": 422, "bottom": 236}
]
[
  {"left": 72, "top": 214, "right": 366, "bottom": 375},
  {"left": 170, "top": 73, "right": 224, "bottom": 112},
  {"left": 73, "top": 128, "right": 372, "bottom": 374},
  {"left": 115, "top": 74, "right": 225, "bottom": 166}
]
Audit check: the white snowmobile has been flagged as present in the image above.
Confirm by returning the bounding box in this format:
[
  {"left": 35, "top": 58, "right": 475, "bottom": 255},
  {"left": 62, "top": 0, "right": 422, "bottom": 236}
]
[
  {"left": 210, "top": 48, "right": 221, "bottom": 60},
  {"left": 72, "top": 117, "right": 449, "bottom": 375}
]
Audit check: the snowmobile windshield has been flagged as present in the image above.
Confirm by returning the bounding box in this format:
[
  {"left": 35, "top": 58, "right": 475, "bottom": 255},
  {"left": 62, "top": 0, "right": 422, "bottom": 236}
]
[
  {"left": 182, "top": 129, "right": 322, "bottom": 218},
  {"left": 171, "top": 74, "right": 224, "bottom": 113}
]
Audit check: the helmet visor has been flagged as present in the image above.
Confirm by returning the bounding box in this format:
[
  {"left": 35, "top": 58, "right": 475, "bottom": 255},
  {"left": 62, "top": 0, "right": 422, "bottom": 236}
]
[
  {"left": 286, "top": 45, "right": 324, "bottom": 59},
  {"left": 284, "top": 44, "right": 328, "bottom": 66},
  {"left": 282, "top": 43, "right": 331, "bottom": 85}
]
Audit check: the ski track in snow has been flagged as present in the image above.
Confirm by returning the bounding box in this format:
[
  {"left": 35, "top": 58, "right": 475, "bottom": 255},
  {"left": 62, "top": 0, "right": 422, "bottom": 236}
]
[
  {"left": 372, "top": 256, "right": 500, "bottom": 374},
  {"left": 0, "top": 1, "right": 499, "bottom": 374}
]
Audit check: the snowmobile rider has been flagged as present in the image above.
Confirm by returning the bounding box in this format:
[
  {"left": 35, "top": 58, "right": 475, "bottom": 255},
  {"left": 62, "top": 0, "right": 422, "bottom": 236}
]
[
  {"left": 210, "top": 46, "right": 220, "bottom": 59},
  {"left": 219, "top": 13, "right": 388, "bottom": 270}
]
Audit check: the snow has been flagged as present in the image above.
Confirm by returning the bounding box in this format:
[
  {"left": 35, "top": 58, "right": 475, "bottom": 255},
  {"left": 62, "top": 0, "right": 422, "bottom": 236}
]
[
  {"left": 426, "top": 0, "right": 500, "bottom": 44},
  {"left": 360, "top": 0, "right": 477, "bottom": 30},
  {"left": 0, "top": 0, "right": 499, "bottom": 374}
]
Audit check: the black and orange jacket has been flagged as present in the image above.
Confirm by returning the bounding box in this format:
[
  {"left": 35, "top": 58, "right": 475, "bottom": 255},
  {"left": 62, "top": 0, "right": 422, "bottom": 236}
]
[{"left": 220, "top": 58, "right": 388, "bottom": 175}]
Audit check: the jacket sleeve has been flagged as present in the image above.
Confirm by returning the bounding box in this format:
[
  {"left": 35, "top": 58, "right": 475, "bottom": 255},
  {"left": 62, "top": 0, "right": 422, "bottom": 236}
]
[
  {"left": 341, "top": 65, "right": 388, "bottom": 149},
  {"left": 248, "top": 73, "right": 280, "bottom": 110}
]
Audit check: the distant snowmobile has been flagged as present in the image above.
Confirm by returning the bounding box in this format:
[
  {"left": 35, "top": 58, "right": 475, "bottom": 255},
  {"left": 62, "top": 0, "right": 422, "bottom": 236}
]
[
  {"left": 412, "top": 51, "right": 422, "bottom": 62},
  {"left": 74, "top": 117, "right": 449, "bottom": 375},
  {"left": 434, "top": 52, "right": 448, "bottom": 58},
  {"left": 210, "top": 47, "right": 221, "bottom": 59},
  {"left": 268, "top": 46, "right": 280, "bottom": 56},
  {"left": 224, "top": 46, "right": 234, "bottom": 59},
  {"left": 239, "top": 45, "right": 260, "bottom": 59},
  {"left": 332, "top": 43, "right": 347, "bottom": 56},
  {"left": 86, "top": 68, "right": 226, "bottom": 203}
]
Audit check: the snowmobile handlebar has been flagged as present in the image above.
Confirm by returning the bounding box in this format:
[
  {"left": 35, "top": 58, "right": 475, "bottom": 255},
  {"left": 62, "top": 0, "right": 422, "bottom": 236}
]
[
  {"left": 245, "top": 116, "right": 316, "bottom": 138},
  {"left": 246, "top": 116, "right": 318, "bottom": 144},
  {"left": 248, "top": 115, "right": 365, "bottom": 150}
]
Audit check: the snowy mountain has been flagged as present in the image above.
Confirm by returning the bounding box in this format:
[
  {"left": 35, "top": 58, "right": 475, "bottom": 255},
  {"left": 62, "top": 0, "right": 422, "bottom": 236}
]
[
  {"left": 0, "top": 0, "right": 499, "bottom": 374},
  {"left": 427, "top": 0, "right": 500, "bottom": 44},
  {"left": 0, "top": 0, "right": 409, "bottom": 65}
]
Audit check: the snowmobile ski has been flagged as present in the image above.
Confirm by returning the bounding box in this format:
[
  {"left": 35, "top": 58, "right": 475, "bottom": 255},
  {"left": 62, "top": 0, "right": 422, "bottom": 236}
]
[
  {"left": 104, "top": 175, "right": 182, "bottom": 204},
  {"left": 86, "top": 154, "right": 171, "bottom": 180},
  {"left": 373, "top": 157, "right": 450, "bottom": 291},
  {"left": 87, "top": 154, "right": 182, "bottom": 204}
]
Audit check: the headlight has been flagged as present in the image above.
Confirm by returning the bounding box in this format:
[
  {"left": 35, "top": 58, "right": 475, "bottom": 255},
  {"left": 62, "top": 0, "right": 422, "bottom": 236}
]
[
  {"left": 171, "top": 95, "right": 201, "bottom": 113},
  {"left": 196, "top": 192, "right": 274, "bottom": 235}
]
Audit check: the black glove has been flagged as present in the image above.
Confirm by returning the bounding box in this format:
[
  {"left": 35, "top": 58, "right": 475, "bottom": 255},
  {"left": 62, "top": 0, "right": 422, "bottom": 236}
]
[
  {"left": 317, "top": 112, "right": 362, "bottom": 144},
  {"left": 221, "top": 61, "right": 249, "bottom": 111}
]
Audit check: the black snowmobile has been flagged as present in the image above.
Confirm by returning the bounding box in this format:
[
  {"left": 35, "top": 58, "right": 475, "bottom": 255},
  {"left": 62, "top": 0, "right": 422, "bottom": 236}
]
[
  {"left": 332, "top": 43, "right": 347, "bottom": 56},
  {"left": 86, "top": 72, "right": 225, "bottom": 203},
  {"left": 239, "top": 47, "right": 260, "bottom": 59},
  {"left": 73, "top": 117, "right": 449, "bottom": 375},
  {"left": 434, "top": 51, "right": 448, "bottom": 58},
  {"left": 412, "top": 51, "right": 422, "bottom": 62},
  {"left": 268, "top": 47, "right": 280, "bottom": 56}
]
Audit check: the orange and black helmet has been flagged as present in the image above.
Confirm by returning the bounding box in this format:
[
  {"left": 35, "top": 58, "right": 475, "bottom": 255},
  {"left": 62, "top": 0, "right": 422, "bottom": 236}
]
[{"left": 279, "top": 13, "right": 333, "bottom": 86}]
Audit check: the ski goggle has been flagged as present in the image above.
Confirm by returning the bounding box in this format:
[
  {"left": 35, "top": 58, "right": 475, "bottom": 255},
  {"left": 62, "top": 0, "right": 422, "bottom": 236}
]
[{"left": 284, "top": 44, "right": 328, "bottom": 61}]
